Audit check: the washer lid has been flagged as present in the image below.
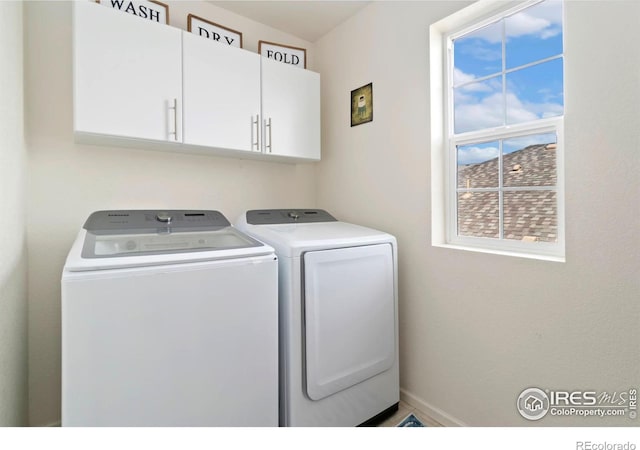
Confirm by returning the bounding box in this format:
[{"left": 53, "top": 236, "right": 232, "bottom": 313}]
[
  {"left": 83, "top": 227, "right": 262, "bottom": 259},
  {"left": 65, "top": 210, "right": 274, "bottom": 271}
]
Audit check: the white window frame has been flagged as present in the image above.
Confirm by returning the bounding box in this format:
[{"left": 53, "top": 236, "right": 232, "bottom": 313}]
[{"left": 430, "top": 0, "right": 565, "bottom": 262}]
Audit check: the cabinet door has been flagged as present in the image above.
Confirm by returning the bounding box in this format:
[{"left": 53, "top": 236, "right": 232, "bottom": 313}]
[
  {"left": 182, "top": 33, "right": 261, "bottom": 152},
  {"left": 261, "top": 59, "right": 321, "bottom": 160},
  {"left": 73, "top": 1, "right": 182, "bottom": 142}
]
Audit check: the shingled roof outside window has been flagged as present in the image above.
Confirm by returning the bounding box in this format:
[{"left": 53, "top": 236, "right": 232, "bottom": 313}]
[{"left": 457, "top": 143, "right": 558, "bottom": 243}]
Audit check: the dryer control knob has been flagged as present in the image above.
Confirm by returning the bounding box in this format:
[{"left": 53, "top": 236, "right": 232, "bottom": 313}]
[
  {"left": 156, "top": 212, "right": 173, "bottom": 223},
  {"left": 288, "top": 211, "right": 300, "bottom": 220}
]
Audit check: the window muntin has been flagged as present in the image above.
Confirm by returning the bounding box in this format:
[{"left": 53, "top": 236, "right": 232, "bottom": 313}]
[
  {"left": 505, "top": 58, "right": 564, "bottom": 125},
  {"left": 504, "top": 1, "right": 563, "bottom": 69},
  {"left": 452, "top": 0, "right": 564, "bottom": 132},
  {"left": 447, "top": 0, "right": 564, "bottom": 258},
  {"left": 455, "top": 132, "right": 558, "bottom": 243}
]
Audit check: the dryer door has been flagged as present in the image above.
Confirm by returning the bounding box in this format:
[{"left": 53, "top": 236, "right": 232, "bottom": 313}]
[{"left": 303, "top": 243, "right": 395, "bottom": 401}]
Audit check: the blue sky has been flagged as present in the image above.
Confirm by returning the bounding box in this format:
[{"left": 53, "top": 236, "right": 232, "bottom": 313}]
[{"left": 453, "top": 0, "right": 563, "bottom": 165}]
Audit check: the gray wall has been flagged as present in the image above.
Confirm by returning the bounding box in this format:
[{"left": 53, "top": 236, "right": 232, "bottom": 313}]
[
  {"left": 315, "top": 1, "right": 639, "bottom": 426},
  {"left": 0, "top": 0, "right": 28, "bottom": 427}
]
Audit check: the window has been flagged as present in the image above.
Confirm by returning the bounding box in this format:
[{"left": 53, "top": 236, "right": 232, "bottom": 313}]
[{"left": 431, "top": 0, "right": 565, "bottom": 261}]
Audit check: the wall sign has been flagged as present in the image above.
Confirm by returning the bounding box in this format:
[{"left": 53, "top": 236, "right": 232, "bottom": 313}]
[
  {"left": 258, "top": 41, "right": 306, "bottom": 69},
  {"left": 188, "top": 14, "right": 243, "bottom": 48},
  {"left": 97, "top": 0, "right": 169, "bottom": 24},
  {"left": 351, "top": 83, "right": 373, "bottom": 127}
]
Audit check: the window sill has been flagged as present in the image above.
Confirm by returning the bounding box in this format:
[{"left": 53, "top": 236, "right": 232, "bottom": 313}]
[{"left": 432, "top": 242, "right": 565, "bottom": 263}]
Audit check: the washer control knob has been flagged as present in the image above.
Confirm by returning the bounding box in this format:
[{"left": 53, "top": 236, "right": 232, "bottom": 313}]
[
  {"left": 288, "top": 211, "right": 300, "bottom": 220},
  {"left": 156, "top": 212, "right": 173, "bottom": 223}
]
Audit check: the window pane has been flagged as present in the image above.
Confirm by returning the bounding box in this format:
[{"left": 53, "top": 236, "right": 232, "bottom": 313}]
[
  {"left": 453, "top": 21, "right": 502, "bottom": 81},
  {"left": 457, "top": 141, "right": 499, "bottom": 188},
  {"left": 454, "top": 76, "right": 503, "bottom": 134},
  {"left": 503, "top": 134, "right": 557, "bottom": 187},
  {"left": 506, "top": 58, "right": 563, "bottom": 125},
  {"left": 505, "top": 0, "right": 563, "bottom": 69},
  {"left": 457, "top": 191, "right": 499, "bottom": 239},
  {"left": 503, "top": 190, "right": 557, "bottom": 243}
]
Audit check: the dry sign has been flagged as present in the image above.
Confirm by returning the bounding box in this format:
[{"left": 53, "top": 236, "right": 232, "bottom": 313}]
[
  {"left": 188, "top": 14, "right": 243, "bottom": 48},
  {"left": 259, "top": 41, "right": 306, "bottom": 69}
]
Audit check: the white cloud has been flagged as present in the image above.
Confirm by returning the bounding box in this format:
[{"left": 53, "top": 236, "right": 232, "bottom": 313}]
[
  {"left": 505, "top": 14, "right": 553, "bottom": 39},
  {"left": 455, "top": 90, "right": 561, "bottom": 134},
  {"left": 455, "top": 92, "right": 504, "bottom": 133},
  {"left": 453, "top": 68, "right": 501, "bottom": 91},
  {"left": 528, "top": 0, "right": 563, "bottom": 27},
  {"left": 465, "top": 21, "right": 501, "bottom": 44},
  {"left": 458, "top": 146, "right": 499, "bottom": 165},
  {"left": 454, "top": 69, "right": 503, "bottom": 92},
  {"left": 517, "top": 95, "right": 564, "bottom": 118},
  {"left": 453, "top": 68, "right": 476, "bottom": 86},
  {"left": 504, "top": 1, "right": 562, "bottom": 40},
  {"left": 459, "top": 0, "right": 562, "bottom": 46},
  {"left": 505, "top": 92, "right": 539, "bottom": 124},
  {"left": 461, "top": 39, "right": 502, "bottom": 60}
]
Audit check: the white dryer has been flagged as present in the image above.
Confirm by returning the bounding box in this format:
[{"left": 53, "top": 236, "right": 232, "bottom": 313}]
[
  {"left": 236, "top": 209, "right": 399, "bottom": 427},
  {"left": 62, "top": 210, "right": 278, "bottom": 426}
]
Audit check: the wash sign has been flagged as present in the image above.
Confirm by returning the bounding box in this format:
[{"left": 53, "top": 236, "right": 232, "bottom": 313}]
[{"left": 99, "top": 0, "right": 168, "bottom": 24}]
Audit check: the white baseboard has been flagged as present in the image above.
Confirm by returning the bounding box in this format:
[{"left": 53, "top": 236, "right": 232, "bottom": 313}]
[{"left": 400, "top": 388, "right": 468, "bottom": 427}]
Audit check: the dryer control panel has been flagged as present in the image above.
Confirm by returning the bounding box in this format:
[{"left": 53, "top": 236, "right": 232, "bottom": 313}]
[{"left": 246, "top": 209, "right": 337, "bottom": 225}]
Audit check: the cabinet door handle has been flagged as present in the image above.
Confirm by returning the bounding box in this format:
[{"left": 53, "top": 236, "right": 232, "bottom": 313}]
[
  {"left": 168, "top": 98, "right": 178, "bottom": 141},
  {"left": 251, "top": 114, "right": 260, "bottom": 151},
  {"left": 265, "top": 117, "right": 272, "bottom": 153}
]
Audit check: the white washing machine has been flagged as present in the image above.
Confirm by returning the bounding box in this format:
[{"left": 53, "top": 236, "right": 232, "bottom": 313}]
[
  {"left": 236, "top": 209, "right": 399, "bottom": 427},
  {"left": 62, "top": 210, "right": 278, "bottom": 426}
]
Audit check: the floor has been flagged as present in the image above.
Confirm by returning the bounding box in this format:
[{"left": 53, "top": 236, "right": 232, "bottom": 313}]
[{"left": 375, "top": 401, "right": 442, "bottom": 427}]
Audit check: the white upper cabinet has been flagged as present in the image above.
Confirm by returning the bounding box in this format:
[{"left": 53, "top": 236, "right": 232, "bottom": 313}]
[
  {"left": 261, "top": 58, "right": 321, "bottom": 160},
  {"left": 73, "top": 1, "right": 182, "bottom": 142},
  {"left": 182, "top": 32, "right": 261, "bottom": 152},
  {"left": 73, "top": 1, "right": 320, "bottom": 162}
]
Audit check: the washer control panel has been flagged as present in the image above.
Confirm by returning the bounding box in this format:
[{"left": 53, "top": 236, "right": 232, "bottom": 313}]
[
  {"left": 155, "top": 212, "right": 173, "bottom": 224},
  {"left": 247, "top": 209, "right": 337, "bottom": 225},
  {"left": 84, "top": 210, "right": 231, "bottom": 233}
]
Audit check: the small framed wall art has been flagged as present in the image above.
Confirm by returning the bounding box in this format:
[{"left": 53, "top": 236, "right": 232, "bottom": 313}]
[
  {"left": 351, "top": 83, "right": 373, "bottom": 127},
  {"left": 258, "top": 41, "right": 306, "bottom": 69},
  {"left": 97, "top": 0, "right": 169, "bottom": 24},
  {"left": 188, "top": 14, "right": 243, "bottom": 48}
]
